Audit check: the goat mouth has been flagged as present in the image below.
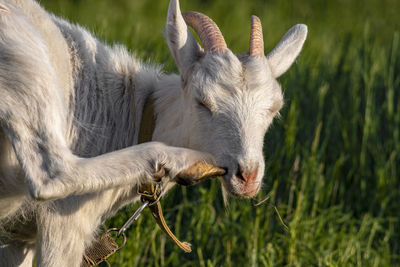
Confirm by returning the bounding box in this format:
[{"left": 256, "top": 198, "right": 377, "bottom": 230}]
[
  {"left": 241, "top": 185, "right": 260, "bottom": 198},
  {"left": 220, "top": 175, "right": 261, "bottom": 198}
]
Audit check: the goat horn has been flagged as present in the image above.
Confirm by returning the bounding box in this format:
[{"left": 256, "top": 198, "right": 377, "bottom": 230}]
[
  {"left": 249, "top": 15, "right": 264, "bottom": 57},
  {"left": 182, "top": 11, "right": 227, "bottom": 53}
]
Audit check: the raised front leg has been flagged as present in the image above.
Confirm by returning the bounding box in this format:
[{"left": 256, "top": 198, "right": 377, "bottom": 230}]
[
  {"left": 1, "top": 103, "right": 214, "bottom": 201},
  {"left": 34, "top": 142, "right": 216, "bottom": 200}
]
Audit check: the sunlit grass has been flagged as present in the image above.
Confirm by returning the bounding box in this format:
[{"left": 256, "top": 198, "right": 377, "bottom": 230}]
[{"left": 41, "top": 0, "right": 400, "bottom": 265}]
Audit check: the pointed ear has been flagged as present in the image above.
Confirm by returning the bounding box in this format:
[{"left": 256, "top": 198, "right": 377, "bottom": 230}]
[
  {"left": 166, "top": 0, "right": 201, "bottom": 75},
  {"left": 267, "top": 24, "right": 308, "bottom": 78}
]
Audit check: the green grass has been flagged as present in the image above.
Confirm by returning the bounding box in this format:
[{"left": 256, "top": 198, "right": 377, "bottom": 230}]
[{"left": 41, "top": 0, "right": 400, "bottom": 266}]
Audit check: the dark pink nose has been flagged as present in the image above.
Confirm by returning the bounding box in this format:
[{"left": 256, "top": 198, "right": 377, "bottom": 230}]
[{"left": 236, "top": 164, "right": 258, "bottom": 183}]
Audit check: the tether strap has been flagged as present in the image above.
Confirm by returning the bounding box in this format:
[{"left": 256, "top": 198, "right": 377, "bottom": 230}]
[
  {"left": 139, "top": 183, "right": 192, "bottom": 253},
  {"left": 138, "top": 95, "right": 156, "bottom": 144}
]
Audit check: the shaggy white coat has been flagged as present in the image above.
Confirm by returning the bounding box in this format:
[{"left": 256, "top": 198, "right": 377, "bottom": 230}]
[{"left": 0, "top": 0, "right": 307, "bottom": 265}]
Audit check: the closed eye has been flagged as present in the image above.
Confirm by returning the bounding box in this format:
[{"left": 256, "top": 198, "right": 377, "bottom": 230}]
[{"left": 196, "top": 99, "right": 213, "bottom": 114}]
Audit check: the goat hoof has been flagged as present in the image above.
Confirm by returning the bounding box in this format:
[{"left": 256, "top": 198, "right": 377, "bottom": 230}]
[{"left": 175, "top": 161, "right": 226, "bottom": 186}]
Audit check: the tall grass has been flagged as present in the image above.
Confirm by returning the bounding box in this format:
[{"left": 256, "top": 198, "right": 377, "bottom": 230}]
[{"left": 41, "top": 0, "right": 400, "bottom": 265}]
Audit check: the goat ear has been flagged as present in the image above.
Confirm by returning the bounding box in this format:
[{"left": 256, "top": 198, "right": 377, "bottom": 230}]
[
  {"left": 267, "top": 24, "right": 307, "bottom": 78},
  {"left": 166, "top": 0, "right": 201, "bottom": 75}
]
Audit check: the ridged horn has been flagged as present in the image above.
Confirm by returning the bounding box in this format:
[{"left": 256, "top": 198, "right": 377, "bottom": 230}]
[
  {"left": 249, "top": 15, "right": 264, "bottom": 57},
  {"left": 182, "top": 11, "right": 227, "bottom": 53}
]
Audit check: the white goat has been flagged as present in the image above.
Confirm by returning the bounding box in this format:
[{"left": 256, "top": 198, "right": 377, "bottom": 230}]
[{"left": 0, "top": 0, "right": 307, "bottom": 265}]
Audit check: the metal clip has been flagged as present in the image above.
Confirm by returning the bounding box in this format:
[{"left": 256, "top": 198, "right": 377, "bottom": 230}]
[
  {"left": 117, "top": 201, "right": 149, "bottom": 237},
  {"left": 117, "top": 184, "right": 163, "bottom": 237}
]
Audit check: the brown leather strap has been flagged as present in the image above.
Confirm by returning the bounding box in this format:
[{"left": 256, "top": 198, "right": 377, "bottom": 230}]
[
  {"left": 149, "top": 201, "right": 192, "bottom": 252},
  {"left": 138, "top": 183, "right": 192, "bottom": 253},
  {"left": 138, "top": 96, "right": 156, "bottom": 144}
]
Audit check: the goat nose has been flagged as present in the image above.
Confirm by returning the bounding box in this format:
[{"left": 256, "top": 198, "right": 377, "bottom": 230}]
[{"left": 236, "top": 164, "right": 258, "bottom": 183}]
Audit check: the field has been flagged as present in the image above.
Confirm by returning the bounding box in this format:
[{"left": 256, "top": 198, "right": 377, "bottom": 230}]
[{"left": 41, "top": 0, "right": 400, "bottom": 266}]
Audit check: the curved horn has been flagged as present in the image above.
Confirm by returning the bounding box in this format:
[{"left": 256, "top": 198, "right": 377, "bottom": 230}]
[
  {"left": 182, "top": 11, "right": 227, "bottom": 53},
  {"left": 249, "top": 15, "right": 264, "bottom": 57}
]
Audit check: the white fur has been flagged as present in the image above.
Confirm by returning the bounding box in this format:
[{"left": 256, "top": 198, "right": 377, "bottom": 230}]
[{"left": 0, "top": 0, "right": 307, "bottom": 265}]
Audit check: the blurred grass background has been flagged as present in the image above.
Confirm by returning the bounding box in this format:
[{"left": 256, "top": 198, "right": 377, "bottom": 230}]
[{"left": 40, "top": 0, "right": 400, "bottom": 266}]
